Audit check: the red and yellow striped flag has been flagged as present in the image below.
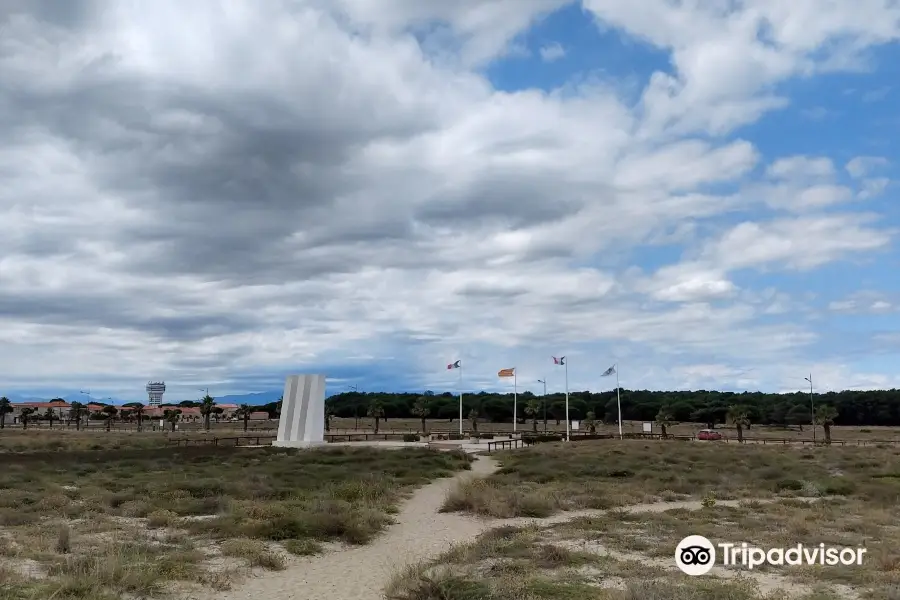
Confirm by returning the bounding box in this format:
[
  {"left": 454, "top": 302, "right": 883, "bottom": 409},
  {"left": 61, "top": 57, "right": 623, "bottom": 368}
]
[{"left": 497, "top": 368, "right": 515, "bottom": 378}]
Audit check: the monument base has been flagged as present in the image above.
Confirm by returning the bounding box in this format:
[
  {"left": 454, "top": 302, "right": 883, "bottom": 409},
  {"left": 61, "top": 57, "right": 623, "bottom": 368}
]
[{"left": 272, "top": 440, "right": 328, "bottom": 449}]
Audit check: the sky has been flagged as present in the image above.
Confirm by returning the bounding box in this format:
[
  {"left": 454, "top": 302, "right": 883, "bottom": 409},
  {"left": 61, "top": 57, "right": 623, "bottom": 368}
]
[{"left": 1, "top": 0, "right": 899, "bottom": 403}]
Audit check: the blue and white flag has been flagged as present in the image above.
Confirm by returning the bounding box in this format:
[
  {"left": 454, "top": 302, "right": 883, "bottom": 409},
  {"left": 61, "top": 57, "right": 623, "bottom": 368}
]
[{"left": 601, "top": 364, "right": 616, "bottom": 377}]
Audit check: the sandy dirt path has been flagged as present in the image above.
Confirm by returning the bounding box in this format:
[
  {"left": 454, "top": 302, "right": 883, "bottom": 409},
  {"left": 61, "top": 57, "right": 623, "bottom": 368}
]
[
  {"left": 185, "top": 457, "right": 828, "bottom": 600},
  {"left": 189, "top": 455, "right": 500, "bottom": 600}
]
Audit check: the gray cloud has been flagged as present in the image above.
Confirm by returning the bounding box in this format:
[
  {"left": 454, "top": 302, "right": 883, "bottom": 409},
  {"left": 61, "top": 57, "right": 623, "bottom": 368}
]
[{"left": 1, "top": 1, "right": 898, "bottom": 398}]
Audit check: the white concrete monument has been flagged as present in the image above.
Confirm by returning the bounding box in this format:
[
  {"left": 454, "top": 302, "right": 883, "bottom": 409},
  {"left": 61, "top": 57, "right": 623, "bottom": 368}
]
[{"left": 273, "top": 374, "right": 326, "bottom": 448}]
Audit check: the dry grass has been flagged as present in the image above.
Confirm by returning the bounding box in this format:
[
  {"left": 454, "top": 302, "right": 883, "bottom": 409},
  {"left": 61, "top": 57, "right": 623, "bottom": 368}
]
[
  {"left": 422, "top": 440, "right": 900, "bottom": 599},
  {"left": 0, "top": 443, "right": 470, "bottom": 598},
  {"left": 330, "top": 418, "right": 900, "bottom": 442},
  {"left": 386, "top": 524, "right": 812, "bottom": 600},
  {"left": 442, "top": 441, "right": 900, "bottom": 518}
]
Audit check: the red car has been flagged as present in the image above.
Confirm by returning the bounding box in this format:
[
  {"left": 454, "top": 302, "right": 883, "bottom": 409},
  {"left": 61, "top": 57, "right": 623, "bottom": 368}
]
[{"left": 697, "top": 429, "right": 723, "bottom": 440}]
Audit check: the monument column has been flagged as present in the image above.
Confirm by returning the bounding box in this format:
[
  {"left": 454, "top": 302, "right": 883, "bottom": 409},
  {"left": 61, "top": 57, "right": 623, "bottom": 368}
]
[{"left": 273, "top": 374, "right": 326, "bottom": 448}]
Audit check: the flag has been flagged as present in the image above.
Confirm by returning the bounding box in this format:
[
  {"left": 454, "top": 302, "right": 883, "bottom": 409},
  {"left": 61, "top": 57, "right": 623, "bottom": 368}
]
[
  {"left": 601, "top": 364, "right": 615, "bottom": 377},
  {"left": 552, "top": 356, "right": 565, "bottom": 365},
  {"left": 447, "top": 360, "right": 461, "bottom": 370},
  {"left": 497, "top": 368, "right": 515, "bottom": 378}
]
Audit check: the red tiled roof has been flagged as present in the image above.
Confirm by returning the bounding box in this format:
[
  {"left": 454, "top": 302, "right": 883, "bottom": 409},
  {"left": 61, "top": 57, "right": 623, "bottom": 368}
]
[{"left": 17, "top": 402, "right": 71, "bottom": 409}]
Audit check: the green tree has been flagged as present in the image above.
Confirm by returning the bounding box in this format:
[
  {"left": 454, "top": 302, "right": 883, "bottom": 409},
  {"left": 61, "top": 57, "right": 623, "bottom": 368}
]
[
  {"left": 0, "top": 397, "right": 11, "bottom": 429},
  {"left": 20, "top": 407, "right": 35, "bottom": 430},
  {"left": 655, "top": 406, "right": 675, "bottom": 438},
  {"left": 367, "top": 399, "right": 385, "bottom": 434},
  {"left": 43, "top": 407, "right": 55, "bottom": 429},
  {"left": 128, "top": 403, "right": 146, "bottom": 432},
  {"left": 69, "top": 401, "right": 87, "bottom": 431},
  {"left": 213, "top": 406, "right": 224, "bottom": 423},
  {"left": 102, "top": 405, "right": 118, "bottom": 432},
  {"left": 411, "top": 396, "right": 430, "bottom": 434},
  {"left": 583, "top": 410, "right": 597, "bottom": 434},
  {"left": 524, "top": 398, "right": 541, "bottom": 432},
  {"left": 235, "top": 404, "right": 252, "bottom": 432},
  {"left": 727, "top": 405, "right": 751, "bottom": 443},
  {"left": 786, "top": 404, "right": 808, "bottom": 431},
  {"left": 199, "top": 395, "right": 216, "bottom": 431},
  {"left": 815, "top": 405, "right": 838, "bottom": 445},
  {"left": 163, "top": 408, "right": 182, "bottom": 432}
]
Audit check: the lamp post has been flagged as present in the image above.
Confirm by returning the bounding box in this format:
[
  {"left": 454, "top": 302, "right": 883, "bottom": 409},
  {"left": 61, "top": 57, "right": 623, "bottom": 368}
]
[
  {"left": 537, "top": 379, "right": 547, "bottom": 432},
  {"left": 804, "top": 375, "right": 815, "bottom": 443}
]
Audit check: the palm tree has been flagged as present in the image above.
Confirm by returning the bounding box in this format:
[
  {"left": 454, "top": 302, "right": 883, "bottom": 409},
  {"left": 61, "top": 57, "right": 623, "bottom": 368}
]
[
  {"left": 102, "top": 406, "right": 118, "bottom": 432},
  {"left": 20, "top": 407, "right": 35, "bottom": 430},
  {"left": 584, "top": 410, "right": 597, "bottom": 434},
  {"left": 199, "top": 394, "right": 215, "bottom": 432},
  {"left": 0, "top": 397, "right": 11, "bottom": 429},
  {"left": 235, "top": 404, "right": 252, "bottom": 432},
  {"left": 468, "top": 406, "right": 479, "bottom": 434},
  {"left": 524, "top": 398, "right": 541, "bottom": 432},
  {"left": 815, "top": 405, "right": 838, "bottom": 445},
  {"left": 163, "top": 408, "right": 182, "bottom": 432},
  {"left": 411, "top": 396, "right": 430, "bottom": 434},
  {"left": 655, "top": 407, "right": 675, "bottom": 438},
  {"left": 727, "top": 405, "right": 751, "bottom": 443},
  {"left": 130, "top": 403, "right": 145, "bottom": 432},
  {"left": 69, "top": 401, "right": 87, "bottom": 431},
  {"left": 44, "top": 407, "right": 55, "bottom": 429},
  {"left": 367, "top": 399, "right": 385, "bottom": 434}
]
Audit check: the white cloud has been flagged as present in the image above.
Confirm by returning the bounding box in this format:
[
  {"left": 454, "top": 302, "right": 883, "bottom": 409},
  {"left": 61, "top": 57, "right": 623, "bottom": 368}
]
[
  {"left": 767, "top": 156, "right": 835, "bottom": 180},
  {"left": 846, "top": 156, "right": 889, "bottom": 178},
  {"left": 0, "top": 1, "right": 898, "bottom": 399},
  {"left": 539, "top": 42, "right": 566, "bottom": 62},
  {"left": 828, "top": 291, "right": 896, "bottom": 314}
]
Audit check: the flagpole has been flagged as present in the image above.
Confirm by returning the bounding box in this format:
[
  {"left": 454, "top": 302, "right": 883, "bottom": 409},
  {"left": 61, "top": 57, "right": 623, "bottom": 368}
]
[
  {"left": 615, "top": 363, "right": 622, "bottom": 440},
  {"left": 513, "top": 369, "right": 517, "bottom": 434},
  {"left": 564, "top": 359, "right": 570, "bottom": 442},
  {"left": 459, "top": 363, "right": 463, "bottom": 436}
]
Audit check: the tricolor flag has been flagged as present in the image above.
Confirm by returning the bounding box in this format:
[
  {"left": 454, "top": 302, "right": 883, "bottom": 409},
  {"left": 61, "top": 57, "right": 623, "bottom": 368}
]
[
  {"left": 552, "top": 356, "right": 565, "bottom": 365},
  {"left": 447, "top": 360, "right": 461, "bottom": 370},
  {"left": 497, "top": 367, "right": 515, "bottom": 378},
  {"left": 601, "top": 364, "right": 616, "bottom": 377}
]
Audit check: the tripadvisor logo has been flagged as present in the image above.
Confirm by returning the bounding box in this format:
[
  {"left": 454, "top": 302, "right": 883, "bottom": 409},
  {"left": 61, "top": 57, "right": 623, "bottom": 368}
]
[{"left": 675, "top": 535, "right": 866, "bottom": 576}]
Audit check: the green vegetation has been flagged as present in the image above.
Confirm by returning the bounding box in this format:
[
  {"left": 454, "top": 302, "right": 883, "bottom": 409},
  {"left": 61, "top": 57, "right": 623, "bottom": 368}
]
[
  {"left": 442, "top": 441, "right": 900, "bottom": 518},
  {"left": 398, "top": 441, "right": 900, "bottom": 600},
  {"left": 0, "top": 444, "right": 470, "bottom": 597},
  {"left": 321, "top": 388, "right": 900, "bottom": 428}
]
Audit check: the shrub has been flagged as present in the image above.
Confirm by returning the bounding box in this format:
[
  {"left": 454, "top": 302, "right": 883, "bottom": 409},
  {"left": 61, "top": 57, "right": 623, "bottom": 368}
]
[
  {"left": 55, "top": 524, "right": 71, "bottom": 554},
  {"left": 219, "top": 538, "right": 285, "bottom": 570},
  {"left": 147, "top": 509, "right": 180, "bottom": 528},
  {"left": 282, "top": 539, "right": 323, "bottom": 556}
]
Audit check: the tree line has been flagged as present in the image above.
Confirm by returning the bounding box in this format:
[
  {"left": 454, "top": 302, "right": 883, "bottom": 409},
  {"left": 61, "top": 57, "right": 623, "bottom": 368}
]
[{"left": 270, "top": 387, "right": 900, "bottom": 429}]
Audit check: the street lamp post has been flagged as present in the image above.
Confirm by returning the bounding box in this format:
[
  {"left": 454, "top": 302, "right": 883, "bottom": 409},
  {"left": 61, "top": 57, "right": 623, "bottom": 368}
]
[
  {"left": 537, "top": 379, "right": 547, "bottom": 432},
  {"left": 804, "top": 375, "right": 816, "bottom": 443}
]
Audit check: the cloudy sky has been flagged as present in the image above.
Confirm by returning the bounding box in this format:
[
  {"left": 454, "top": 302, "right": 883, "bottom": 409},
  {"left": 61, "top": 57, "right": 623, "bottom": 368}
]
[{"left": 1, "top": 0, "right": 899, "bottom": 402}]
